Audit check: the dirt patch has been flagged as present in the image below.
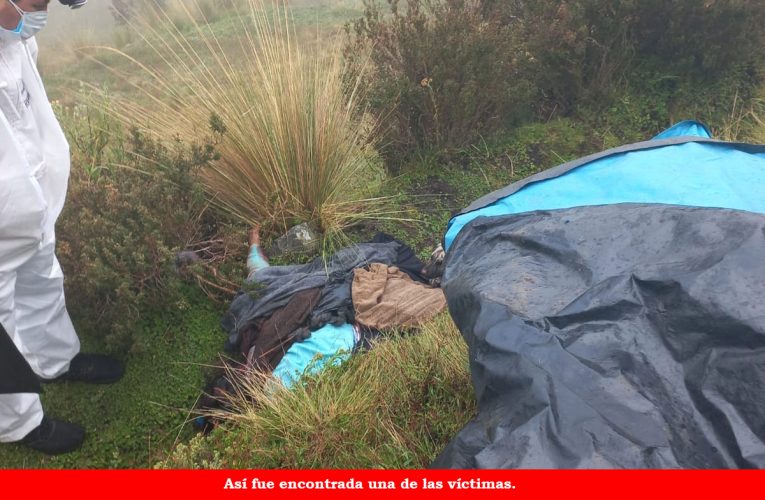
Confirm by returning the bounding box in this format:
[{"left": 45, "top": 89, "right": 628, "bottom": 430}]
[{"left": 411, "top": 176, "right": 457, "bottom": 197}]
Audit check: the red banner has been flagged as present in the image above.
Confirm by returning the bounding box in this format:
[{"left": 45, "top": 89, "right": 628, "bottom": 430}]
[{"left": 2, "top": 470, "right": 764, "bottom": 499}]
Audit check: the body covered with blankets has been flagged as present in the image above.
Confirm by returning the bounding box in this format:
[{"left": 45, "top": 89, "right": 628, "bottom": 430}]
[{"left": 212, "top": 232, "right": 446, "bottom": 397}]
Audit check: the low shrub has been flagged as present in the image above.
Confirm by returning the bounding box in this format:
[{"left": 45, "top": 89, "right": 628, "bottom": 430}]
[
  {"left": 57, "top": 106, "right": 243, "bottom": 351},
  {"left": 513, "top": 0, "right": 765, "bottom": 113},
  {"left": 346, "top": 0, "right": 534, "bottom": 165},
  {"left": 349, "top": 0, "right": 765, "bottom": 156}
]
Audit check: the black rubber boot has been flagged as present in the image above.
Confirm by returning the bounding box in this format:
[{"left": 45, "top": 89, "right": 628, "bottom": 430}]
[
  {"left": 19, "top": 416, "right": 85, "bottom": 455},
  {"left": 47, "top": 353, "right": 125, "bottom": 384}
]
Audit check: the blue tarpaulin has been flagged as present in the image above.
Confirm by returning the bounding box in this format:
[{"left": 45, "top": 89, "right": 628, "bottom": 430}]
[
  {"left": 445, "top": 121, "right": 765, "bottom": 250},
  {"left": 435, "top": 122, "right": 765, "bottom": 469}
]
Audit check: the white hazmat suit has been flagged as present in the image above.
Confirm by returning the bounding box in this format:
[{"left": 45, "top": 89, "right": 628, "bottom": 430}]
[{"left": 0, "top": 35, "right": 80, "bottom": 442}]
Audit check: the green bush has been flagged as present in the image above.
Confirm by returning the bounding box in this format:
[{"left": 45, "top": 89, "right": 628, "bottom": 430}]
[
  {"left": 57, "top": 107, "right": 241, "bottom": 352},
  {"left": 346, "top": 0, "right": 534, "bottom": 164},
  {"left": 513, "top": 0, "right": 765, "bottom": 113},
  {"left": 348, "top": 0, "right": 765, "bottom": 154}
]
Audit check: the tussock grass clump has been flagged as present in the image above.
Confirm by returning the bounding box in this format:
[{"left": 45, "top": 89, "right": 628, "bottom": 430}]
[
  {"left": 161, "top": 314, "right": 474, "bottom": 469},
  {"left": 101, "top": 0, "right": 391, "bottom": 239}
]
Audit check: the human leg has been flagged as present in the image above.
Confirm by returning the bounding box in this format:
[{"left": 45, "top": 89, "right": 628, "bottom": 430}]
[
  {"left": 0, "top": 268, "right": 44, "bottom": 443},
  {"left": 0, "top": 393, "right": 42, "bottom": 443},
  {"left": 0, "top": 240, "right": 101, "bottom": 453},
  {"left": 13, "top": 236, "right": 79, "bottom": 379}
]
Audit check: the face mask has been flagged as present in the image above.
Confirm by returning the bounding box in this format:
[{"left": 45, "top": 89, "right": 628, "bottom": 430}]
[{"left": 7, "top": 1, "right": 48, "bottom": 40}]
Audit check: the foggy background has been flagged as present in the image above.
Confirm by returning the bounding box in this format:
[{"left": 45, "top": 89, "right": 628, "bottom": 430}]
[{"left": 38, "top": 0, "right": 115, "bottom": 47}]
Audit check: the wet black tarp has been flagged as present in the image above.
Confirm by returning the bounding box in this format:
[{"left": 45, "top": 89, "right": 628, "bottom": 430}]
[{"left": 434, "top": 204, "right": 765, "bottom": 468}]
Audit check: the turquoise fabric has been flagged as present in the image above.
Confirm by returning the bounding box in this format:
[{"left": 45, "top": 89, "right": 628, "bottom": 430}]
[
  {"left": 652, "top": 120, "right": 712, "bottom": 140},
  {"left": 445, "top": 127, "right": 765, "bottom": 250},
  {"left": 273, "top": 323, "right": 356, "bottom": 389},
  {"left": 246, "top": 244, "right": 270, "bottom": 276}
]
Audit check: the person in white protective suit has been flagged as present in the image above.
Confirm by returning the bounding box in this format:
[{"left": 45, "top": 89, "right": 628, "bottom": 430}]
[{"left": 0, "top": 0, "right": 123, "bottom": 455}]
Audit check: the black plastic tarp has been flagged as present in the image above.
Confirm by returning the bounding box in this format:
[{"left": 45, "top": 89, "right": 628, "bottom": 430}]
[
  {"left": 434, "top": 204, "right": 765, "bottom": 468},
  {"left": 0, "top": 322, "right": 41, "bottom": 395}
]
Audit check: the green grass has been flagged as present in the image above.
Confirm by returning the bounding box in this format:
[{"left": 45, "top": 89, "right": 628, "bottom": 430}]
[
  {"left": 364, "top": 118, "right": 598, "bottom": 258},
  {"left": 0, "top": 288, "right": 225, "bottom": 469}
]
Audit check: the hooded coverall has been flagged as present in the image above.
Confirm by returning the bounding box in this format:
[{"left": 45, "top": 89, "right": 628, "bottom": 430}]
[{"left": 0, "top": 35, "right": 80, "bottom": 442}]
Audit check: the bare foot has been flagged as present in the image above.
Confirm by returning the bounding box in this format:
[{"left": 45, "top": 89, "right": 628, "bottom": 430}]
[{"left": 248, "top": 225, "right": 261, "bottom": 246}]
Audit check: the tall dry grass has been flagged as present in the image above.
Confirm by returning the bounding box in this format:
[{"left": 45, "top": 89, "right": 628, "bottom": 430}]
[
  {"left": 94, "top": 0, "right": 392, "bottom": 239},
  {"left": 719, "top": 86, "right": 765, "bottom": 143},
  {"left": 738, "top": 85, "right": 765, "bottom": 143}
]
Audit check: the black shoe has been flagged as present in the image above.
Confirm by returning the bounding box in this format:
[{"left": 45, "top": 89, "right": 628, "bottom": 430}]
[
  {"left": 47, "top": 353, "right": 125, "bottom": 384},
  {"left": 20, "top": 416, "right": 85, "bottom": 455}
]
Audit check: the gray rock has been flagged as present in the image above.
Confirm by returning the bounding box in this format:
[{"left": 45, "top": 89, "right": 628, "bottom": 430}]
[{"left": 272, "top": 223, "right": 321, "bottom": 255}]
